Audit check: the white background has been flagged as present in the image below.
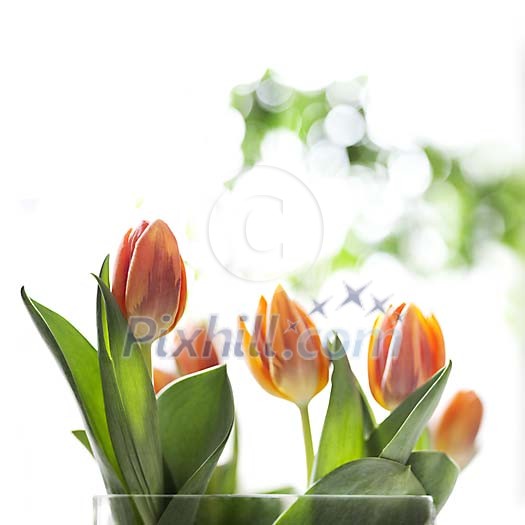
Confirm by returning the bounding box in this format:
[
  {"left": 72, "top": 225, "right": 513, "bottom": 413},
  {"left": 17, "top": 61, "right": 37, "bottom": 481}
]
[{"left": 1, "top": 1, "right": 525, "bottom": 523}]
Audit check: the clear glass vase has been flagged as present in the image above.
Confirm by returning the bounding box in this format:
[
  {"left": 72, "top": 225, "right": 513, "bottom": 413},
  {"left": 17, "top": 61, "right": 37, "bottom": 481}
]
[{"left": 93, "top": 494, "right": 435, "bottom": 524}]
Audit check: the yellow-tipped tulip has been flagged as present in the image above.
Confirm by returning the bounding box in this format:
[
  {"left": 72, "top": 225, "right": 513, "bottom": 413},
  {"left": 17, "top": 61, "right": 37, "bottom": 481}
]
[
  {"left": 434, "top": 390, "right": 483, "bottom": 468},
  {"left": 112, "top": 219, "right": 187, "bottom": 342},
  {"left": 239, "top": 285, "right": 329, "bottom": 481},
  {"left": 368, "top": 302, "right": 446, "bottom": 410},
  {"left": 238, "top": 285, "right": 329, "bottom": 408}
]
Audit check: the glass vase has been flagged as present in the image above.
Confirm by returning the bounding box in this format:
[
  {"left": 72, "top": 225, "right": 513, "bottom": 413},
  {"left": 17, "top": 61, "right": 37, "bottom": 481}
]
[{"left": 93, "top": 494, "right": 435, "bottom": 524}]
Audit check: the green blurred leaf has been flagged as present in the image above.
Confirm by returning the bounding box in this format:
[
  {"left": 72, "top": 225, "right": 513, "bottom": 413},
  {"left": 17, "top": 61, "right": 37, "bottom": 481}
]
[
  {"left": 276, "top": 458, "right": 430, "bottom": 525},
  {"left": 413, "top": 427, "right": 432, "bottom": 451},
  {"left": 408, "top": 451, "right": 459, "bottom": 512},
  {"left": 264, "top": 487, "right": 297, "bottom": 495},
  {"left": 367, "top": 363, "right": 451, "bottom": 463},
  {"left": 72, "top": 429, "right": 93, "bottom": 456},
  {"left": 95, "top": 276, "right": 164, "bottom": 524},
  {"left": 313, "top": 337, "right": 365, "bottom": 482},
  {"left": 157, "top": 365, "right": 234, "bottom": 525}
]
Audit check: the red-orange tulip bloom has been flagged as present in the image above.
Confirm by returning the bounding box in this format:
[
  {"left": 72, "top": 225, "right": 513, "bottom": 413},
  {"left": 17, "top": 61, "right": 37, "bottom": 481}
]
[
  {"left": 153, "top": 322, "right": 220, "bottom": 394},
  {"left": 238, "top": 285, "right": 329, "bottom": 408},
  {"left": 153, "top": 368, "right": 176, "bottom": 394},
  {"left": 368, "top": 302, "right": 446, "bottom": 410},
  {"left": 434, "top": 390, "right": 483, "bottom": 468},
  {"left": 112, "top": 219, "right": 187, "bottom": 341},
  {"left": 173, "top": 323, "right": 220, "bottom": 376}
]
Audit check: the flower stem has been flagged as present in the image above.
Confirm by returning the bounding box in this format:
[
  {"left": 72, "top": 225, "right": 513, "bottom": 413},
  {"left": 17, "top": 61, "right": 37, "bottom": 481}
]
[{"left": 299, "top": 404, "right": 314, "bottom": 485}]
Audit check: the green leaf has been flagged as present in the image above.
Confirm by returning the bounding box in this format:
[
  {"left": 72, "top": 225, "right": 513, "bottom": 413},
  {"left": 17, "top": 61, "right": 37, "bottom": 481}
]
[
  {"left": 308, "top": 458, "right": 425, "bottom": 496},
  {"left": 367, "top": 362, "right": 452, "bottom": 463},
  {"left": 207, "top": 421, "right": 239, "bottom": 494},
  {"left": 313, "top": 336, "right": 365, "bottom": 482},
  {"left": 21, "top": 288, "right": 122, "bottom": 489},
  {"left": 158, "top": 365, "right": 234, "bottom": 491},
  {"left": 94, "top": 276, "right": 164, "bottom": 524},
  {"left": 408, "top": 451, "right": 459, "bottom": 512},
  {"left": 72, "top": 429, "right": 93, "bottom": 456},
  {"left": 357, "top": 383, "right": 377, "bottom": 439},
  {"left": 157, "top": 365, "right": 234, "bottom": 525},
  {"left": 99, "top": 254, "right": 111, "bottom": 287},
  {"left": 275, "top": 458, "right": 430, "bottom": 525}
]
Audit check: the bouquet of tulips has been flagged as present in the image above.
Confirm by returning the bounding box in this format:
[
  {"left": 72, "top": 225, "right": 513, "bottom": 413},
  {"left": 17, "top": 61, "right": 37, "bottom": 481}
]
[{"left": 22, "top": 219, "right": 482, "bottom": 525}]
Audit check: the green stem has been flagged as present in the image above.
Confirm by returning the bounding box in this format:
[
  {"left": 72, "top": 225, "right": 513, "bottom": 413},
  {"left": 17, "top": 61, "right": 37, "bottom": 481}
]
[
  {"left": 139, "top": 342, "right": 152, "bottom": 379},
  {"left": 299, "top": 404, "right": 314, "bottom": 485}
]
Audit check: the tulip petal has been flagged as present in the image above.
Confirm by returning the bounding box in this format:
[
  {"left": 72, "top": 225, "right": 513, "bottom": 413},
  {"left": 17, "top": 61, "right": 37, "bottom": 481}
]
[
  {"left": 112, "top": 228, "right": 132, "bottom": 316},
  {"left": 268, "top": 285, "right": 326, "bottom": 406},
  {"left": 422, "top": 314, "right": 446, "bottom": 379},
  {"left": 381, "top": 304, "right": 423, "bottom": 408},
  {"left": 170, "top": 256, "right": 187, "bottom": 330},
  {"left": 153, "top": 368, "right": 177, "bottom": 394},
  {"left": 295, "top": 301, "right": 329, "bottom": 396},
  {"left": 435, "top": 390, "right": 483, "bottom": 468},
  {"left": 368, "top": 303, "right": 405, "bottom": 409},
  {"left": 238, "top": 315, "right": 287, "bottom": 400},
  {"left": 368, "top": 313, "right": 386, "bottom": 408}
]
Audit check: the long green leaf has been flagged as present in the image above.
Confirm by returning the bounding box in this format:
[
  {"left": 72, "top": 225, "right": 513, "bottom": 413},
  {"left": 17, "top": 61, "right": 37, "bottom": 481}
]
[
  {"left": 313, "top": 337, "right": 365, "bottom": 482},
  {"left": 408, "top": 451, "right": 459, "bottom": 512},
  {"left": 95, "top": 276, "right": 164, "bottom": 524},
  {"left": 367, "top": 362, "right": 452, "bottom": 463},
  {"left": 21, "top": 288, "right": 122, "bottom": 488},
  {"left": 157, "top": 365, "right": 235, "bottom": 525},
  {"left": 275, "top": 458, "right": 431, "bottom": 525}
]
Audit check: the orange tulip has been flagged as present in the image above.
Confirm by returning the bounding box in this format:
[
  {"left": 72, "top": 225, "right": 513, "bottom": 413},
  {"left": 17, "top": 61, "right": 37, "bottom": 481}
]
[
  {"left": 238, "top": 285, "right": 329, "bottom": 408},
  {"left": 368, "top": 302, "right": 445, "bottom": 410},
  {"left": 434, "top": 390, "right": 483, "bottom": 468},
  {"left": 153, "top": 368, "right": 177, "bottom": 394},
  {"left": 153, "top": 322, "right": 220, "bottom": 394},
  {"left": 112, "top": 219, "right": 187, "bottom": 342},
  {"left": 173, "top": 322, "right": 220, "bottom": 376}
]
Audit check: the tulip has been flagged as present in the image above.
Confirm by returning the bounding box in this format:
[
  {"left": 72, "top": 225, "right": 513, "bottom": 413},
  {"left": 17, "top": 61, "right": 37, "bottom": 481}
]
[
  {"left": 153, "top": 368, "right": 177, "bottom": 394},
  {"left": 239, "top": 285, "right": 329, "bottom": 481},
  {"left": 153, "top": 322, "right": 220, "bottom": 394},
  {"left": 173, "top": 322, "right": 220, "bottom": 376},
  {"left": 434, "top": 390, "right": 483, "bottom": 468},
  {"left": 368, "top": 302, "right": 445, "bottom": 410},
  {"left": 112, "top": 219, "right": 187, "bottom": 343}
]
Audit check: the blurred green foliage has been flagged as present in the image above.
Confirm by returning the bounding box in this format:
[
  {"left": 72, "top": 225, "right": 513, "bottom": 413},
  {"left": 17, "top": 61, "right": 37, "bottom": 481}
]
[{"left": 231, "top": 71, "right": 525, "bottom": 279}]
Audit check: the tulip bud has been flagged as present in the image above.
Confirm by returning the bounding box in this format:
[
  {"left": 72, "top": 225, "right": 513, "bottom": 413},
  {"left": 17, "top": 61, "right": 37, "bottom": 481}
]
[
  {"left": 112, "top": 219, "right": 187, "bottom": 341},
  {"left": 173, "top": 322, "right": 220, "bottom": 376},
  {"left": 368, "top": 302, "right": 446, "bottom": 410},
  {"left": 434, "top": 390, "right": 483, "bottom": 468},
  {"left": 238, "top": 285, "right": 329, "bottom": 407}
]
